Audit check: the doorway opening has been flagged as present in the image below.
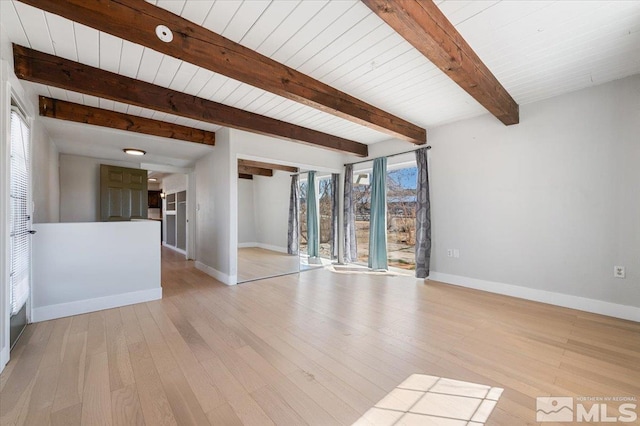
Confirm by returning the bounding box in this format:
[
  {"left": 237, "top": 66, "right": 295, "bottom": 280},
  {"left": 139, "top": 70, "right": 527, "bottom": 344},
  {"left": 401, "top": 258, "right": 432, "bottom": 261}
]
[{"left": 155, "top": 172, "right": 190, "bottom": 258}]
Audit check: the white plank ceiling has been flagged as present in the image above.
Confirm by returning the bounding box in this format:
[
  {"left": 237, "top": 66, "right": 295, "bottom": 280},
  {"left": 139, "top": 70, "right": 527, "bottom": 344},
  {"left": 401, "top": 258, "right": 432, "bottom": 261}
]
[{"left": 1, "top": 0, "right": 639, "bottom": 164}]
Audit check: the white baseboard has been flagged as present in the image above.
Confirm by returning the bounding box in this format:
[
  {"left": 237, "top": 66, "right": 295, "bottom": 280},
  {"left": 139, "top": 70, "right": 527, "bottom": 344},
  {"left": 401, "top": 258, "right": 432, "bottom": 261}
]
[
  {"left": 429, "top": 272, "right": 640, "bottom": 323},
  {"left": 31, "top": 287, "right": 162, "bottom": 322},
  {"left": 238, "top": 242, "right": 258, "bottom": 248},
  {"left": 195, "top": 261, "right": 237, "bottom": 286},
  {"left": 0, "top": 345, "right": 8, "bottom": 374},
  {"left": 257, "top": 243, "right": 288, "bottom": 254},
  {"left": 237, "top": 242, "right": 288, "bottom": 254},
  {"left": 162, "top": 242, "right": 186, "bottom": 256}
]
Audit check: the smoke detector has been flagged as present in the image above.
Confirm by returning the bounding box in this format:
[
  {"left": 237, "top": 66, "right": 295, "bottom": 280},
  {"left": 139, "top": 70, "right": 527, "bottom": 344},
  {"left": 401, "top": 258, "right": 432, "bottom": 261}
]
[{"left": 155, "top": 25, "right": 173, "bottom": 43}]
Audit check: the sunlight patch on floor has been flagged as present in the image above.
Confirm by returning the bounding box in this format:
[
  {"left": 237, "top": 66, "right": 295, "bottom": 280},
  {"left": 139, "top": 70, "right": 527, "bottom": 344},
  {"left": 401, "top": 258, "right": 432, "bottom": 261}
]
[
  {"left": 353, "top": 374, "right": 503, "bottom": 425},
  {"left": 328, "top": 264, "right": 413, "bottom": 276}
]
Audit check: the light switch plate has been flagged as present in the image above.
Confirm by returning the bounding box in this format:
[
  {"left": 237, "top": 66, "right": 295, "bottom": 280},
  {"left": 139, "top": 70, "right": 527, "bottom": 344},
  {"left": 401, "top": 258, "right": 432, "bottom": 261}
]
[{"left": 614, "top": 266, "right": 625, "bottom": 278}]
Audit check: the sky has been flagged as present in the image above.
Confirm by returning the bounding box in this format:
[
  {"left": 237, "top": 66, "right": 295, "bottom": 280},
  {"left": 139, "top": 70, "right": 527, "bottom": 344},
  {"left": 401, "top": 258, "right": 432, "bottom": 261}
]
[{"left": 388, "top": 166, "right": 418, "bottom": 190}]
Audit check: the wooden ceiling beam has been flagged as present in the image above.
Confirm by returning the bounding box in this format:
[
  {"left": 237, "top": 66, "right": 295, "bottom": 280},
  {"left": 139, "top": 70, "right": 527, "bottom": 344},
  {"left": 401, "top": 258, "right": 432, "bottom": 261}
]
[
  {"left": 39, "top": 96, "right": 215, "bottom": 145},
  {"left": 17, "top": 0, "right": 426, "bottom": 144},
  {"left": 238, "top": 165, "right": 273, "bottom": 177},
  {"left": 13, "top": 45, "right": 368, "bottom": 157},
  {"left": 238, "top": 174, "right": 253, "bottom": 180},
  {"left": 362, "top": 0, "right": 519, "bottom": 125},
  {"left": 238, "top": 159, "right": 297, "bottom": 174}
]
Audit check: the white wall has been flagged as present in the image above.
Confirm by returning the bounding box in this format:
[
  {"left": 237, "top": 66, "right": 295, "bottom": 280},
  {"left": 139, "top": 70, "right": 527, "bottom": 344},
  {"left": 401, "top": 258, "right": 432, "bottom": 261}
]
[
  {"left": 32, "top": 118, "right": 60, "bottom": 223},
  {"left": 422, "top": 75, "right": 640, "bottom": 316},
  {"left": 59, "top": 154, "right": 138, "bottom": 222},
  {"left": 237, "top": 178, "right": 257, "bottom": 245},
  {"left": 195, "top": 128, "right": 233, "bottom": 283},
  {"left": 31, "top": 221, "right": 162, "bottom": 321},
  {"left": 252, "top": 171, "right": 291, "bottom": 252},
  {"left": 162, "top": 173, "right": 187, "bottom": 193}
]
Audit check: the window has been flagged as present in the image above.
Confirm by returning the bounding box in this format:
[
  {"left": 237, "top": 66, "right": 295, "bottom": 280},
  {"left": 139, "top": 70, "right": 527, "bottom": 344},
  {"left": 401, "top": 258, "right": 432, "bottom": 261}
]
[
  {"left": 9, "top": 108, "right": 31, "bottom": 315},
  {"left": 352, "top": 171, "right": 372, "bottom": 263}
]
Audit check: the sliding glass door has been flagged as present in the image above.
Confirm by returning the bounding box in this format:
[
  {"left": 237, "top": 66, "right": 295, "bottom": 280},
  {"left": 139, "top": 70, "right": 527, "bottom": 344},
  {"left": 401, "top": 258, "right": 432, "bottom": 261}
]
[
  {"left": 299, "top": 180, "right": 308, "bottom": 256},
  {"left": 318, "top": 176, "right": 332, "bottom": 260},
  {"left": 352, "top": 171, "right": 371, "bottom": 263},
  {"left": 387, "top": 165, "right": 418, "bottom": 270},
  {"left": 349, "top": 162, "right": 418, "bottom": 270}
]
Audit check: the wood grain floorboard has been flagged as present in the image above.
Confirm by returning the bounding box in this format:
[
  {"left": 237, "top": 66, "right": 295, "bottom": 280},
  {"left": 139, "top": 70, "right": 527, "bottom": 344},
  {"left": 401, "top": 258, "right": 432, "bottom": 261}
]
[
  {"left": 111, "top": 384, "right": 145, "bottom": 426},
  {"left": 205, "top": 402, "right": 243, "bottom": 426},
  {"left": 81, "top": 351, "right": 113, "bottom": 426},
  {"left": 1, "top": 247, "right": 638, "bottom": 425}
]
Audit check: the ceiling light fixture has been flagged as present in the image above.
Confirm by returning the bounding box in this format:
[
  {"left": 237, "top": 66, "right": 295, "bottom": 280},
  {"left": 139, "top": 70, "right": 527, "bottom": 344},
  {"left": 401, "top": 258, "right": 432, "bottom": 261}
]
[
  {"left": 148, "top": 178, "right": 157, "bottom": 182},
  {"left": 123, "top": 148, "right": 146, "bottom": 156}
]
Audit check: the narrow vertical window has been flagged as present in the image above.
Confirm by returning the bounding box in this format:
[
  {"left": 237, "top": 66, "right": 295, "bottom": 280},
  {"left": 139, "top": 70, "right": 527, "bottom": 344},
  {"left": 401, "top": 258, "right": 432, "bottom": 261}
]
[{"left": 9, "top": 108, "right": 31, "bottom": 316}]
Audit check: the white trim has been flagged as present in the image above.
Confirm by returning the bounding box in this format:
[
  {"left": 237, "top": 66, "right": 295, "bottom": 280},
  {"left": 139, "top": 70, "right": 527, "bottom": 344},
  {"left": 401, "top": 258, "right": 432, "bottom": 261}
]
[
  {"left": 429, "top": 272, "right": 640, "bottom": 323},
  {"left": 1, "top": 70, "right": 35, "bottom": 371},
  {"left": 195, "top": 261, "right": 237, "bottom": 286},
  {"left": 238, "top": 242, "right": 258, "bottom": 248},
  {"left": 187, "top": 171, "right": 196, "bottom": 260},
  {"left": 237, "top": 242, "right": 288, "bottom": 254},
  {"left": 0, "top": 76, "right": 11, "bottom": 370},
  {"left": 162, "top": 242, "right": 186, "bottom": 256},
  {"left": 0, "top": 345, "right": 8, "bottom": 373},
  {"left": 257, "top": 243, "right": 288, "bottom": 254},
  {"left": 31, "top": 287, "right": 162, "bottom": 322}
]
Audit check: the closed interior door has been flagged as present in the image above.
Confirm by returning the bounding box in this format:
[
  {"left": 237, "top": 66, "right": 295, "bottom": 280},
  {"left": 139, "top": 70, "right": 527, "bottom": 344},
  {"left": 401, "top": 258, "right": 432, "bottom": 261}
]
[
  {"left": 9, "top": 107, "right": 31, "bottom": 348},
  {"left": 100, "top": 164, "right": 148, "bottom": 221}
]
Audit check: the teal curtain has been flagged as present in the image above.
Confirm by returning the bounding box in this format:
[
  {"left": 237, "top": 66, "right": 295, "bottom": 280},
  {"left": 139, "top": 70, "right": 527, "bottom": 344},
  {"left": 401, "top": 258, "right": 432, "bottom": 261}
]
[
  {"left": 307, "top": 171, "right": 319, "bottom": 258},
  {"left": 368, "top": 158, "right": 388, "bottom": 270}
]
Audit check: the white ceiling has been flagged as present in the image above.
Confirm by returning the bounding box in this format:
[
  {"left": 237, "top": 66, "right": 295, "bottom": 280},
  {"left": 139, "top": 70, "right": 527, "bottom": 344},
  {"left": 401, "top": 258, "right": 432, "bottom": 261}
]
[{"left": 1, "top": 0, "right": 639, "bottom": 166}]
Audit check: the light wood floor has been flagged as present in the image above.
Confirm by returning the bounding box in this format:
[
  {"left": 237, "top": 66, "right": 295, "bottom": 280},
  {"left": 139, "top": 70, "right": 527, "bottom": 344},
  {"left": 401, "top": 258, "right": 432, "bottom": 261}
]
[
  {"left": 237, "top": 247, "right": 299, "bottom": 283},
  {"left": 1, "top": 248, "right": 639, "bottom": 425}
]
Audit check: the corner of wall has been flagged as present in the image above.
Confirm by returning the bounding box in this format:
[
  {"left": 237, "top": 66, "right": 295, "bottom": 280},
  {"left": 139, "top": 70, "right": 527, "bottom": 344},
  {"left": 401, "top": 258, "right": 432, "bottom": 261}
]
[
  {"left": 194, "top": 131, "right": 234, "bottom": 278},
  {"left": 195, "top": 261, "right": 237, "bottom": 286}
]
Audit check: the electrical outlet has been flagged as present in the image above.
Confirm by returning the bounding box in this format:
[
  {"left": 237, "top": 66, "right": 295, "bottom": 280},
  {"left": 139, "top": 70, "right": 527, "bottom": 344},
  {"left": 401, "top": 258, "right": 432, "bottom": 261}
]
[
  {"left": 447, "top": 249, "right": 453, "bottom": 258},
  {"left": 453, "top": 249, "right": 460, "bottom": 258},
  {"left": 614, "top": 266, "right": 625, "bottom": 279}
]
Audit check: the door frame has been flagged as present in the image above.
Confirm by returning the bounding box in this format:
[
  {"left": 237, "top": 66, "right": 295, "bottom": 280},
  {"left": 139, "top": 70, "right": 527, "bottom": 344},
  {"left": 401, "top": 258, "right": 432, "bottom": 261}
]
[
  {"left": 1, "top": 63, "right": 34, "bottom": 372},
  {"left": 187, "top": 172, "right": 196, "bottom": 260}
]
